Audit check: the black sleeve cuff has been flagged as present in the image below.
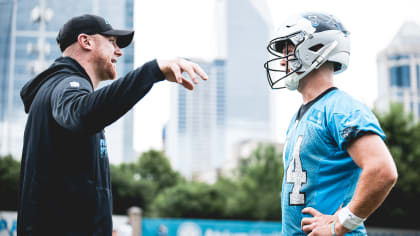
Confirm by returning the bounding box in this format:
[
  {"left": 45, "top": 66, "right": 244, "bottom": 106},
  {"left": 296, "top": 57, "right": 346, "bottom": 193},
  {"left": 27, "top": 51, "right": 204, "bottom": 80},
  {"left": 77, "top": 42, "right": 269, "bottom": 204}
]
[{"left": 147, "top": 59, "right": 165, "bottom": 83}]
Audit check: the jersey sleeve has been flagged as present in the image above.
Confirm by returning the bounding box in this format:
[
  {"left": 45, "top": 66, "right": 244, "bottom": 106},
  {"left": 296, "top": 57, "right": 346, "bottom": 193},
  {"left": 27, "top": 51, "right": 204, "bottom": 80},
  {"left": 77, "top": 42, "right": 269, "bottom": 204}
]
[{"left": 327, "top": 97, "right": 385, "bottom": 151}]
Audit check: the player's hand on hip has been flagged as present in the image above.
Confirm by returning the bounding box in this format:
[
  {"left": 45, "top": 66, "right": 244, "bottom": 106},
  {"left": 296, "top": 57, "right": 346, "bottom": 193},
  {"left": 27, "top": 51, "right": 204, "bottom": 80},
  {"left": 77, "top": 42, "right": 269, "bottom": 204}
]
[
  {"left": 301, "top": 207, "right": 338, "bottom": 236},
  {"left": 157, "top": 58, "right": 208, "bottom": 90}
]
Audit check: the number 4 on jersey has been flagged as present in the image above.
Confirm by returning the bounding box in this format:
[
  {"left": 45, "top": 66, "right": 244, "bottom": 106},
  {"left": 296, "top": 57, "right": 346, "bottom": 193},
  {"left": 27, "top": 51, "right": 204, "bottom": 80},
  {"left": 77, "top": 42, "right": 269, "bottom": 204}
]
[{"left": 286, "top": 136, "right": 307, "bottom": 205}]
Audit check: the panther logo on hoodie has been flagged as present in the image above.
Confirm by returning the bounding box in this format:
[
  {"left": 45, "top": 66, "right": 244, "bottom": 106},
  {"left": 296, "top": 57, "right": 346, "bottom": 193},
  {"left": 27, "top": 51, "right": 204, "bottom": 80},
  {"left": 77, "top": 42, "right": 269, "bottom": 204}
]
[{"left": 100, "top": 139, "right": 108, "bottom": 159}]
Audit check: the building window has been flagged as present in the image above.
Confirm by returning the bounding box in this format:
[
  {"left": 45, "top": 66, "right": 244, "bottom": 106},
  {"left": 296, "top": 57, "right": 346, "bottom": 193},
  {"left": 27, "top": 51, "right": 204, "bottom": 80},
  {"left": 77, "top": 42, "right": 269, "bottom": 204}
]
[
  {"left": 178, "top": 88, "right": 187, "bottom": 134},
  {"left": 390, "top": 65, "right": 410, "bottom": 88},
  {"left": 388, "top": 54, "right": 409, "bottom": 61},
  {"left": 417, "top": 64, "right": 420, "bottom": 89}
]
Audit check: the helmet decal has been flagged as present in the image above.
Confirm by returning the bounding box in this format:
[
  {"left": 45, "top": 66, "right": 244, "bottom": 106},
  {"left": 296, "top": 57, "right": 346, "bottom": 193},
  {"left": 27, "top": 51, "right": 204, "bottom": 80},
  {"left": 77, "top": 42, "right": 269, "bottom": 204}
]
[
  {"left": 302, "top": 12, "right": 349, "bottom": 35},
  {"left": 306, "top": 15, "right": 320, "bottom": 27}
]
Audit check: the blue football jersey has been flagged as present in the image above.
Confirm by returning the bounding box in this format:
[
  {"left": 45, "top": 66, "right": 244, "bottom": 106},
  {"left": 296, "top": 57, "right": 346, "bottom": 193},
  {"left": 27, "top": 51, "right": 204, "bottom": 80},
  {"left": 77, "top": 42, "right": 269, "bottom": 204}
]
[{"left": 281, "top": 88, "right": 385, "bottom": 235}]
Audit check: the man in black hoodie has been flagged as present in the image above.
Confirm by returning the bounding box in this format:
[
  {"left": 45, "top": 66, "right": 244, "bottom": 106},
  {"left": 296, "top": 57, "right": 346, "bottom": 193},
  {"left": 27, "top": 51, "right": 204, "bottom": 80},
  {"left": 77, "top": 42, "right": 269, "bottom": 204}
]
[{"left": 18, "top": 14, "right": 208, "bottom": 236}]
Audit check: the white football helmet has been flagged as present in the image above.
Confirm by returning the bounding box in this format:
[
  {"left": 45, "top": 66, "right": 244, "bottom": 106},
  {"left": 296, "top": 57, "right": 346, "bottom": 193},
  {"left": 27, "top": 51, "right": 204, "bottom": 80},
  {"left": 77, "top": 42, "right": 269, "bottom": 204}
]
[{"left": 264, "top": 12, "right": 350, "bottom": 90}]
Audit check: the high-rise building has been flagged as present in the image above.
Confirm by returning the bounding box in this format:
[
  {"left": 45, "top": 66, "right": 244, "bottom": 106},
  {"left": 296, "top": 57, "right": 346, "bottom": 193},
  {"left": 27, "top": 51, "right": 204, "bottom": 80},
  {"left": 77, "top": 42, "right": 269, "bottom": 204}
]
[
  {"left": 0, "top": 0, "right": 15, "bottom": 157},
  {"left": 223, "top": 0, "right": 275, "bottom": 164},
  {"left": 0, "top": 0, "right": 135, "bottom": 164},
  {"left": 167, "top": 59, "right": 226, "bottom": 179},
  {"left": 376, "top": 21, "right": 420, "bottom": 122},
  {"left": 166, "top": 0, "right": 275, "bottom": 179}
]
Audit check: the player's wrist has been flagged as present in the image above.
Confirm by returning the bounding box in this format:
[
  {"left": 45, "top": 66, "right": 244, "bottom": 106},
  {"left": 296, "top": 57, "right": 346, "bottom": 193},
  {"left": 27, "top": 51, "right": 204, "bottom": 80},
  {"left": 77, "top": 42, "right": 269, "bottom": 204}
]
[
  {"left": 334, "top": 219, "right": 350, "bottom": 236},
  {"left": 337, "top": 206, "right": 366, "bottom": 231}
]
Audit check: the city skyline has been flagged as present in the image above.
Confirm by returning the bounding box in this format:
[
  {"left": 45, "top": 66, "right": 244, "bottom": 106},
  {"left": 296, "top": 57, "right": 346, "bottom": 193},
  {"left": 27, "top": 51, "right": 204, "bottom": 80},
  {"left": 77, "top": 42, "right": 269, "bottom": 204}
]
[
  {"left": 2, "top": 0, "right": 420, "bottom": 161},
  {"left": 376, "top": 21, "right": 420, "bottom": 122},
  {"left": 133, "top": 0, "right": 420, "bottom": 154},
  {"left": 165, "top": 0, "right": 276, "bottom": 179},
  {"left": 166, "top": 58, "right": 226, "bottom": 179},
  {"left": 0, "top": 0, "right": 136, "bottom": 164}
]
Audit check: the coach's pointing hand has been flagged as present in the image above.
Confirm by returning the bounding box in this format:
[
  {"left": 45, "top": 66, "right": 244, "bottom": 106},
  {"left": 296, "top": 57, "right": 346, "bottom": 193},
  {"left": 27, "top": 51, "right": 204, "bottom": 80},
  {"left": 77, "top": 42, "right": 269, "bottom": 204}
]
[{"left": 157, "top": 58, "right": 208, "bottom": 90}]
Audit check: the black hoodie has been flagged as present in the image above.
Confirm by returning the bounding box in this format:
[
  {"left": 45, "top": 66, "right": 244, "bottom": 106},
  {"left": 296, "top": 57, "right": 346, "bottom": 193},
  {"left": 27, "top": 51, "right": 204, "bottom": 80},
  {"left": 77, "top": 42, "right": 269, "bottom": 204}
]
[{"left": 18, "top": 57, "right": 164, "bottom": 235}]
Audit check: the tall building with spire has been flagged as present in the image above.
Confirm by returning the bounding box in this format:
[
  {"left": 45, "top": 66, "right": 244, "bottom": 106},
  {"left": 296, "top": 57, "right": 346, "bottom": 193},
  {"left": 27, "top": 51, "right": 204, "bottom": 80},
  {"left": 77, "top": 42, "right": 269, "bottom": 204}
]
[
  {"left": 0, "top": 0, "right": 135, "bottom": 163},
  {"left": 223, "top": 0, "right": 276, "bottom": 165},
  {"left": 167, "top": 59, "right": 226, "bottom": 179},
  {"left": 376, "top": 21, "right": 420, "bottom": 122},
  {"left": 166, "top": 0, "right": 276, "bottom": 180}
]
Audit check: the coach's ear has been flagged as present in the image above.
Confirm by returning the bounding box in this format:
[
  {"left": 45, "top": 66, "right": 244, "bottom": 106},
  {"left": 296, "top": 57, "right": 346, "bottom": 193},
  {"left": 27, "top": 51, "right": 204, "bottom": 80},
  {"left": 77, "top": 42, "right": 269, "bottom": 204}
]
[{"left": 78, "top": 33, "right": 94, "bottom": 51}]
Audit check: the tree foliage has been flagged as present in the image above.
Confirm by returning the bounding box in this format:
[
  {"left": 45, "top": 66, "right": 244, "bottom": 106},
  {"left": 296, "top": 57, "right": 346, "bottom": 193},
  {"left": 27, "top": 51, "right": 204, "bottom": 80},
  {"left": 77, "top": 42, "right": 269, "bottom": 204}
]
[
  {"left": 111, "top": 150, "right": 184, "bottom": 215},
  {"left": 150, "top": 182, "right": 225, "bottom": 218},
  {"left": 110, "top": 163, "right": 155, "bottom": 214},
  {"left": 150, "top": 144, "right": 284, "bottom": 221},
  {"left": 216, "top": 144, "right": 283, "bottom": 221},
  {"left": 137, "top": 150, "right": 185, "bottom": 193},
  {"left": 0, "top": 155, "right": 20, "bottom": 210}
]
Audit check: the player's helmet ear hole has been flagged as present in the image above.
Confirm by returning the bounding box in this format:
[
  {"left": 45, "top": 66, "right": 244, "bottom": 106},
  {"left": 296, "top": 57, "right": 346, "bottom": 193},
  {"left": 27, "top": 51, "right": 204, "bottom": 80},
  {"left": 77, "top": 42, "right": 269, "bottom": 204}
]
[
  {"left": 309, "top": 44, "right": 323, "bottom": 52},
  {"left": 333, "top": 62, "right": 342, "bottom": 72}
]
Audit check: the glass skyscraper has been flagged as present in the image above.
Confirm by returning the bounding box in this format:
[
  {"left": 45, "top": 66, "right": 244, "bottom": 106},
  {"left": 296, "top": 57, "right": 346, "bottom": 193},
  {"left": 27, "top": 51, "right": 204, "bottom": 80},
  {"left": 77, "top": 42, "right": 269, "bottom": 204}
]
[
  {"left": 167, "top": 59, "right": 226, "bottom": 179},
  {"left": 376, "top": 21, "right": 420, "bottom": 122},
  {"left": 224, "top": 0, "right": 275, "bottom": 164},
  {"left": 166, "top": 0, "right": 276, "bottom": 180},
  {"left": 0, "top": 0, "right": 135, "bottom": 163}
]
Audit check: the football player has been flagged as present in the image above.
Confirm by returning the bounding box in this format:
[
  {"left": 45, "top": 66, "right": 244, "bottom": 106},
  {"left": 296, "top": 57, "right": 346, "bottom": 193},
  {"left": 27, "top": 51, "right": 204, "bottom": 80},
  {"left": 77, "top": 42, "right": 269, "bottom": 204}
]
[{"left": 264, "top": 12, "right": 398, "bottom": 235}]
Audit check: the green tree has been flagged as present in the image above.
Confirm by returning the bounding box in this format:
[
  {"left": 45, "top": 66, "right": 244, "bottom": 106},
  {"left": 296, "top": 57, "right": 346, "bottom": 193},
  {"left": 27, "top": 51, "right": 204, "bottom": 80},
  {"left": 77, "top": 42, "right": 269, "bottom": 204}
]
[
  {"left": 216, "top": 144, "right": 283, "bottom": 221},
  {"left": 150, "top": 182, "right": 225, "bottom": 218},
  {"left": 137, "top": 150, "right": 185, "bottom": 193},
  {"left": 111, "top": 149, "right": 184, "bottom": 215},
  {"left": 110, "top": 163, "right": 155, "bottom": 214},
  {"left": 0, "top": 155, "right": 20, "bottom": 210},
  {"left": 149, "top": 144, "right": 284, "bottom": 221}
]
